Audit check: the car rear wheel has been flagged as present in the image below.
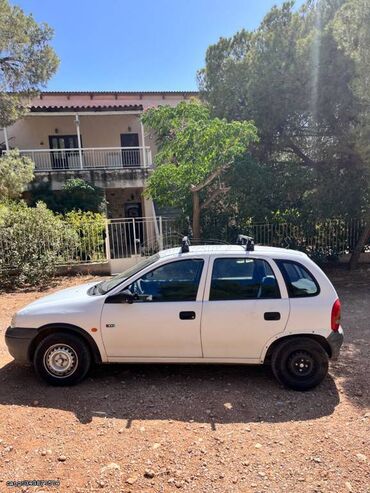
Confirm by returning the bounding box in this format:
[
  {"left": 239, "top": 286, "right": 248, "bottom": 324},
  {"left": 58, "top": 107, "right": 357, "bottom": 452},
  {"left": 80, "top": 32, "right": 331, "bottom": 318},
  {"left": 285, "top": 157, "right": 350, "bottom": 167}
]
[
  {"left": 271, "top": 337, "right": 329, "bottom": 390},
  {"left": 33, "top": 332, "right": 91, "bottom": 386}
]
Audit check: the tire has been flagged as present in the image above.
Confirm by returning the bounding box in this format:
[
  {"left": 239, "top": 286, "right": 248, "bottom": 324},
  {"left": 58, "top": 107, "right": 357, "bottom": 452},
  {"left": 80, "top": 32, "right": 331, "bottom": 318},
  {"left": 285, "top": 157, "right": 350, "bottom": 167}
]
[
  {"left": 33, "top": 332, "right": 91, "bottom": 386},
  {"left": 271, "top": 337, "right": 329, "bottom": 391}
]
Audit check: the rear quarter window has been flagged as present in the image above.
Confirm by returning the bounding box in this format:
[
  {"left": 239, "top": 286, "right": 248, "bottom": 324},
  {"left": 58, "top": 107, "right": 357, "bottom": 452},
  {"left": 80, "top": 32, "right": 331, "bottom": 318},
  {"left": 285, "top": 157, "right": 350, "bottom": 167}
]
[{"left": 274, "top": 259, "right": 320, "bottom": 297}]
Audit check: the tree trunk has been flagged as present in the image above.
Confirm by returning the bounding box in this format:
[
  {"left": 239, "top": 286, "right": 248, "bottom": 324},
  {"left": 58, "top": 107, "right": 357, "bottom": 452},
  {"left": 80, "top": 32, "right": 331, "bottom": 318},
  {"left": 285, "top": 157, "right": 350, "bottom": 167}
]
[
  {"left": 192, "top": 190, "right": 201, "bottom": 242},
  {"left": 349, "top": 212, "right": 370, "bottom": 269}
]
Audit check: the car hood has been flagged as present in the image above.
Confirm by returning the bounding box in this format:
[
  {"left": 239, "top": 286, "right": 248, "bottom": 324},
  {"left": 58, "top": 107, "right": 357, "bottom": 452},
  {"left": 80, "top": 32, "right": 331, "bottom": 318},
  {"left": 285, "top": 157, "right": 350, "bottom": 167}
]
[{"left": 19, "top": 282, "right": 98, "bottom": 312}]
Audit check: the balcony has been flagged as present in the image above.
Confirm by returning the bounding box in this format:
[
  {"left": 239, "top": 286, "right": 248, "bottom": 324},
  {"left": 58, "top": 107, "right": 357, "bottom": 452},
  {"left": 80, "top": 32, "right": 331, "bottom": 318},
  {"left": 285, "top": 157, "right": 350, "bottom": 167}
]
[{"left": 16, "top": 146, "right": 152, "bottom": 171}]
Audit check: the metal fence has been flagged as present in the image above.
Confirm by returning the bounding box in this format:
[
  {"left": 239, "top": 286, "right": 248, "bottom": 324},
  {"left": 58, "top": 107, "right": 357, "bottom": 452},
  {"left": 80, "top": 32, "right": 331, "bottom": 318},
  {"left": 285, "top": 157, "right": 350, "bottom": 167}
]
[
  {"left": 247, "top": 218, "right": 368, "bottom": 256},
  {"left": 107, "top": 217, "right": 182, "bottom": 259},
  {"left": 0, "top": 216, "right": 368, "bottom": 272}
]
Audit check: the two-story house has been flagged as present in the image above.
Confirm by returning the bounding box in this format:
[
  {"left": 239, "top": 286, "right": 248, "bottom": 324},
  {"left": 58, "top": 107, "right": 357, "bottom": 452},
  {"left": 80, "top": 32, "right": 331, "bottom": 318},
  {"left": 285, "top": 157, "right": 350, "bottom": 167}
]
[{"left": 0, "top": 90, "right": 197, "bottom": 219}]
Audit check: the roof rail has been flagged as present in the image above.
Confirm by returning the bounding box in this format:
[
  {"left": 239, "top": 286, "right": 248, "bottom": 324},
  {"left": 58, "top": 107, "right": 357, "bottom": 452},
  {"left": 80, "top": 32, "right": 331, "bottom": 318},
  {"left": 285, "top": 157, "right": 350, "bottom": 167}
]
[
  {"left": 181, "top": 236, "right": 190, "bottom": 253},
  {"left": 237, "top": 234, "right": 255, "bottom": 252}
]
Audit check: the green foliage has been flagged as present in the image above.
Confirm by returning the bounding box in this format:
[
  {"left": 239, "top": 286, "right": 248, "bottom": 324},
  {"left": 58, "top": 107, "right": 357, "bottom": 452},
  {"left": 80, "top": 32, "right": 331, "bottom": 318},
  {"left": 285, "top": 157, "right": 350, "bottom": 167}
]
[
  {"left": 0, "top": 0, "right": 59, "bottom": 127},
  {"left": 141, "top": 100, "right": 258, "bottom": 212},
  {"left": 0, "top": 149, "right": 34, "bottom": 200},
  {"left": 60, "top": 178, "right": 106, "bottom": 213},
  {"left": 29, "top": 178, "right": 106, "bottom": 213},
  {"left": 63, "top": 210, "right": 106, "bottom": 262},
  {"left": 0, "top": 201, "right": 78, "bottom": 288},
  {"left": 198, "top": 0, "right": 368, "bottom": 221}
]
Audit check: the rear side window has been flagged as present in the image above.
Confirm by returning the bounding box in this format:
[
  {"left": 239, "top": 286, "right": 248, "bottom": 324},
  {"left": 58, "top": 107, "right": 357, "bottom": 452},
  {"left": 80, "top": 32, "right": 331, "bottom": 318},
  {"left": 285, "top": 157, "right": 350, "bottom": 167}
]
[
  {"left": 275, "top": 259, "right": 320, "bottom": 297},
  {"left": 209, "top": 258, "right": 281, "bottom": 301}
]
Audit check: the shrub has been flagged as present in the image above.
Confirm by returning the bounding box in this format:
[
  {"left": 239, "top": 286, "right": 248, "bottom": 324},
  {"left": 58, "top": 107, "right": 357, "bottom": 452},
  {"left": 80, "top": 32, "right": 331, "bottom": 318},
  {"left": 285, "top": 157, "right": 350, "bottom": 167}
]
[
  {"left": 29, "top": 178, "right": 106, "bottom": 213},
  {"left": 0, "top": 201, "right": 79, "bottom": 289},
  {"left": 63, "top": 210, "right": 106, "bottom": 262},
  {"left": 0, "top": 149, "right": 34, "bottom": 200}
]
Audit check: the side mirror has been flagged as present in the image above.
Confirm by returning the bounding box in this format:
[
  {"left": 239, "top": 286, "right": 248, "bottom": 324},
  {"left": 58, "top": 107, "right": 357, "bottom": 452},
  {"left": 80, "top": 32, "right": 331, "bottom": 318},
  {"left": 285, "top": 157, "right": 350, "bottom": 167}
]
[{"left": 106, "top": 289, "right": 135, "bottom": 304}]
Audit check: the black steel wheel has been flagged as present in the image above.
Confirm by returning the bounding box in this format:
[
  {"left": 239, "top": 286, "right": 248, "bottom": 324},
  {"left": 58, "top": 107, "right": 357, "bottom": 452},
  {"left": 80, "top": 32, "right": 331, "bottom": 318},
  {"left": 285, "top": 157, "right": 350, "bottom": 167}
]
[{"left": 271, "top": 337, "right": 329, "bottom": 391}]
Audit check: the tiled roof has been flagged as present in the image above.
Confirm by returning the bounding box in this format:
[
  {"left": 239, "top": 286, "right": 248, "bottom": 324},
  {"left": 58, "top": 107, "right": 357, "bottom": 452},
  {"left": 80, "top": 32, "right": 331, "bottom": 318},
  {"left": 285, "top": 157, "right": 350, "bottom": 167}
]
[
  {"left": 30, "top": 104, "right": 144, "bottom": 112},
  {"left": 38, "top": 90, "right": 198, "bottom": 95}
]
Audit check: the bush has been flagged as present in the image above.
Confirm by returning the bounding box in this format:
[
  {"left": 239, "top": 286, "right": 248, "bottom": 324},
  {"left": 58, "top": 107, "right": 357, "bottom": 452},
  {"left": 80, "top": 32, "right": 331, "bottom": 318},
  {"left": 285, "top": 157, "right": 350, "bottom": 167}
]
[
  {"left": 0, "top": 201, "right": 79, "bottom": 289},
  {"left": 0, "top": 149, "right": 34, "bottom": 200},
  {"left": 63, "top": 210, "right": 106, "bottom": 262},
  {"left": 29, "top": 178, "right": 106, "bottom": 213}
]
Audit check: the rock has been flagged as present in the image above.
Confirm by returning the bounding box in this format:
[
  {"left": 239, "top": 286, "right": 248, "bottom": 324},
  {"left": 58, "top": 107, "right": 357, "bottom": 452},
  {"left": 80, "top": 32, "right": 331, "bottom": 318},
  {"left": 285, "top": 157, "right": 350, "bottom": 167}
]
[
  {"left": 356, "top": 453, "right": 367, "bottom": 462},
  {"left": 96, "top": 480, "right": 105, "bottom": 488},
  {"left": 345, "top": 481, "right": 353, "bottom": 492},
  {"left": 57, "top": 455, "right": 67, "bottom": 462},
  {"left": 126, "top": 476, "right": 138, "bottom": 485},
  {"left": 100, "top": 463, "right": 120, "bottom": 474},
  {"left": 144, "top": 469, "right": 155, "bottom": 479},
  {"left": 33, "top": 400, "right": 39, "bottom": 406},
  {"left": 313, "top": 457, "right": 321, "bottom": 463},
  {"left": 224, "top": 403, "right": 233, "bottom": 410},
  {"left": 153, "top": 443, "right": 161, "bottom": 449},
  {"left": 255, "top": 443, "right": 262, "bottom": 449},
  {"left": 41, "top": 450, "right": 47, "bottom": 456}
]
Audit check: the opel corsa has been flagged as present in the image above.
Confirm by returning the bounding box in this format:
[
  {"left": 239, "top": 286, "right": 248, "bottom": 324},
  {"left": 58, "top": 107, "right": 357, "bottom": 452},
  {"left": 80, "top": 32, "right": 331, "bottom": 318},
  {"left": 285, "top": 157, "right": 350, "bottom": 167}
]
[{"left": 5, "top": 238, "right": 344, "bottom": 390}]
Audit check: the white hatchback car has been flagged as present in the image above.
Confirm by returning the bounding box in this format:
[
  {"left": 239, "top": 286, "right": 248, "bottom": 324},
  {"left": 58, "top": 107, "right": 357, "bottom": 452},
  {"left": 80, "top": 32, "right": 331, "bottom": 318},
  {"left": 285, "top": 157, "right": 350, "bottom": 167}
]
[{"left": 5, "top": 238, "right": 343, "bottom": 390}]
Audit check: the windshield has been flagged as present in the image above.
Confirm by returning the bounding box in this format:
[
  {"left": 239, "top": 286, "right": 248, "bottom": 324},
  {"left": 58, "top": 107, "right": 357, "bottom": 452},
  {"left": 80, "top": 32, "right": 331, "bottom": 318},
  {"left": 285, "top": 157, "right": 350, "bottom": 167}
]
[{"left": 93, "top": 254, "right": 160, "bottom": 295}]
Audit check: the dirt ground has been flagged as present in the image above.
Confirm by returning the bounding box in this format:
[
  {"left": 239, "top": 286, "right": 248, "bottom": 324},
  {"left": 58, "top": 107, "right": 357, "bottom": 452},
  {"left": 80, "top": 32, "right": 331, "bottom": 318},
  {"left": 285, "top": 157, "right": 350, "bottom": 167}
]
[{"left": 0, "top": 269, "right": 369, "bottom": 493}]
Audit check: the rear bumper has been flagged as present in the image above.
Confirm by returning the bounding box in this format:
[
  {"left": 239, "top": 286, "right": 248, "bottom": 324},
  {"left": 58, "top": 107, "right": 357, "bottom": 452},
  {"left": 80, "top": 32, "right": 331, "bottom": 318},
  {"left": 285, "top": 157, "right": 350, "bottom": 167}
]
[
  {"left": 327, "top": 327, "right": 344, "bottom": 360},
  {"left": 5, "top": 327, "right": 38, "bottom": 363}
]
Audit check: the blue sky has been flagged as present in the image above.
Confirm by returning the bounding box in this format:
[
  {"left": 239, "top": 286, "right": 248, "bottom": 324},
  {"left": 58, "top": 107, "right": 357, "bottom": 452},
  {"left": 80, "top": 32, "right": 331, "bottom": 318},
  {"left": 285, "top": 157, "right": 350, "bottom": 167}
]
[{"left": 15, "top": 0, "right": 305, "bottom": 91}]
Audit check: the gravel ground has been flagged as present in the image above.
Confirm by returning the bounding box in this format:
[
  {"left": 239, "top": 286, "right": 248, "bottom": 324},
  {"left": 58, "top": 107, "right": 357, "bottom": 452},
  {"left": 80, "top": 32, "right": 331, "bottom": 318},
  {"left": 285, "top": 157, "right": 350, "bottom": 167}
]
[{"left": 0, "top": 269, "right": 369, "bottom": 493}]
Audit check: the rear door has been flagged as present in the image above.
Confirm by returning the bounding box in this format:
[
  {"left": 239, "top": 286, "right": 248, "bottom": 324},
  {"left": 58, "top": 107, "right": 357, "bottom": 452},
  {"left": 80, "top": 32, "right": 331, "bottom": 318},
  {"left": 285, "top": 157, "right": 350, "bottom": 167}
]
[{"left": 201, "top": 256, "right": 289, "bottom": 360}]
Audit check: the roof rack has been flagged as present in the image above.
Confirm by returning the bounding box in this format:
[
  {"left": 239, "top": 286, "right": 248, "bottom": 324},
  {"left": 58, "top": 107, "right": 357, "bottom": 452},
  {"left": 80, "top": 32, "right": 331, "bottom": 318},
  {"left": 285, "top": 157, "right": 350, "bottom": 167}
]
[
  {"left": 181, "top": 236, "right": 191, "bottom": 253},
  {"left": 237, "top": 234, "right": 255, "bottom": 252}
]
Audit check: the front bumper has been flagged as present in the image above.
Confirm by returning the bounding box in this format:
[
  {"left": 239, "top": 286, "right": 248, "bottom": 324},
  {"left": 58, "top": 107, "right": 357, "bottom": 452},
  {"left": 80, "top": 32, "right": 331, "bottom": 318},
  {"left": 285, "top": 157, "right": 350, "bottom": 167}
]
[
  {"left": 327, "top": 327, "right": 344, "bottom": 360},
  {"left": 5, "top": 327, "right": 38, "bottom": 363}
]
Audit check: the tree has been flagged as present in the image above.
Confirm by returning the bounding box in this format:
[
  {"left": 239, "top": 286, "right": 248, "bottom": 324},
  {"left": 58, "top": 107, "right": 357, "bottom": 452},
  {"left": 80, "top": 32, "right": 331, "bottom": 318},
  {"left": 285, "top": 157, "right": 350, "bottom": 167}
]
[
  {"left": 0, "top": 0, "right": 59, "bottom": 127},
  {"left": 332, "top": 0, "right": 370, "bottom": 267},
  {"left": 141, "top": 100, "right": 258, "bottom": 239},
  {"left": 0, "top": 149, "right": 34, "bottom": 199},
  {"left": 198, "top": 0, "right": 368, "bottom": 223}
]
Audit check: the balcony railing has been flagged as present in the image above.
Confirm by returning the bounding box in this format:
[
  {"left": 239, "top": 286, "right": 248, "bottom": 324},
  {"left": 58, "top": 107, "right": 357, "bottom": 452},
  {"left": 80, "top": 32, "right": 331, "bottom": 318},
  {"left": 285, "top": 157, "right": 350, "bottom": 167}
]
[{"left": 15, "top": 147, "right": 152, "bottom": 172}]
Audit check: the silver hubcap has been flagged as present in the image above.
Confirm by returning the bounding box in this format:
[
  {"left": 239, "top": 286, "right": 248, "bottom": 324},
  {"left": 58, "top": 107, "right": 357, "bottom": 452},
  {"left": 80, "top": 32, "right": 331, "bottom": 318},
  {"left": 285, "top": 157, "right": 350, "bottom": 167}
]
[{"left": 43, "top": 344, "right": 78, "bottom": 378}]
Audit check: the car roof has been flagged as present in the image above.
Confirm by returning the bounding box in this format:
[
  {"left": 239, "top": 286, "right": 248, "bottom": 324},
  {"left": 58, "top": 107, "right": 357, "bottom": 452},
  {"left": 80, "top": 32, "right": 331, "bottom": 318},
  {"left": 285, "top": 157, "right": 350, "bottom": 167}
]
[{"left": 158, "top": 244, "right": 307, "bottom": 260}]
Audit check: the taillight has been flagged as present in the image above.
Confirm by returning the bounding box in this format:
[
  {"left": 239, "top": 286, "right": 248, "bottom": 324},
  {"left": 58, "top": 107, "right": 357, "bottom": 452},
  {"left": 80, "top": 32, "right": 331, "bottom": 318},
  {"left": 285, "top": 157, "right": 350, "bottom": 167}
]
[{"left": 331, "top": 299, "right": 341, "bottom": 331}]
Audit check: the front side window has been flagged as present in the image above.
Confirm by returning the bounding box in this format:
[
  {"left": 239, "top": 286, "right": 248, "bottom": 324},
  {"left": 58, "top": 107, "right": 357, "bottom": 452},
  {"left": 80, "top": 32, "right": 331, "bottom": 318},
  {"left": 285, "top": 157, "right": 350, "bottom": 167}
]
[
  {"left": 274, "top": 259, "right": 320, "bottom": 297},
  {"left": 126, "top": 259, "right": 204, "bottom": 302},
  {"left": 209, "top": 258, "right": 280, "bottom": 301}
]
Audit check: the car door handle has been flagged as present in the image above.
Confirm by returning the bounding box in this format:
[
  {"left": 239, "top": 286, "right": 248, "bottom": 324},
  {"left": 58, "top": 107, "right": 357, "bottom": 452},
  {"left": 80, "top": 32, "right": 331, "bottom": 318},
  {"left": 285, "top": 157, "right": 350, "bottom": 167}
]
[
  {"left": 179, "top": 311, "right": 196, "bottom": 320},
  {"left": 264, "top": 312, "right": 281, "bottom": 321}
]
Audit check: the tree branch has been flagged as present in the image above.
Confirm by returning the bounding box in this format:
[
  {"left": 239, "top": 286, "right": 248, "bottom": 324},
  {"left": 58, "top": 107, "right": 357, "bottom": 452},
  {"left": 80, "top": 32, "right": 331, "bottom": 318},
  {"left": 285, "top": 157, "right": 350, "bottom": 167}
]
[
  {"left": 191, "top": 163, "right": 231, "bottom": 192},
  {"left": 286, "top": 139, "right": 317, "bottom": 167},
  {"left": 201, "top": 187, "right": 230, "bottom": 210}
]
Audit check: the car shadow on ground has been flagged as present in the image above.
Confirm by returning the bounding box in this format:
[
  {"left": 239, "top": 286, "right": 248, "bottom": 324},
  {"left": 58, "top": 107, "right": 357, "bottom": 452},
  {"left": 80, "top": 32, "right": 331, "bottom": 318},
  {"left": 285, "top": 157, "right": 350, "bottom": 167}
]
[{"left": 0, "top": 361, "right": 340, "bottom": 426}]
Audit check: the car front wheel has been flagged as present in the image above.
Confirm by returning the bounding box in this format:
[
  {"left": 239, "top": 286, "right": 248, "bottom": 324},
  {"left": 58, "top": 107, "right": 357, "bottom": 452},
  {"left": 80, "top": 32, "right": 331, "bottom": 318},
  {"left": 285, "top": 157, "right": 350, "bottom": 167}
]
[
  {"left": 33, "top": 332, "right": 91, "bottom": 386},
  {"left": 271, "top": 337, "right": 329, "bottom": 391}
]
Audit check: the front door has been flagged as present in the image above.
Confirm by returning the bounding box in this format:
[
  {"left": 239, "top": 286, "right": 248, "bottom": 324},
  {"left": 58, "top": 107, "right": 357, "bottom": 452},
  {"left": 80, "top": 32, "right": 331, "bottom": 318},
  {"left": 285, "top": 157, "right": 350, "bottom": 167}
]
[
  {"left": 49, "top": 135, "right": 80, "bottom": 169},
  {"left": 201, "top": 256, "right": 289, "bottom": 360},
  {"left": 101, "top": 258, "right": 206, "bottom": 359},
  {"left": 120, "top": 133, "right": 140, "bottom": 166}
]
